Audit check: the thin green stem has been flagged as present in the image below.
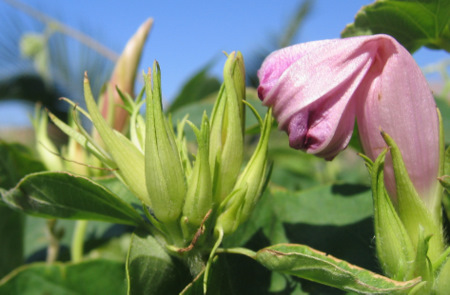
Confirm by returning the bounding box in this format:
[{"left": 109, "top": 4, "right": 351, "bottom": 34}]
[
  {"left": 71, "top": 220, "right": 88, "bottom": 263},
  {"left": 3, "top": 0, "right": 119, "bottom": 61},
  {"left": 203, "top": 228, "right": 223, "bottom": 294},
  {"left": 216, "top": 247, "right": 256, "bottom": 258}
]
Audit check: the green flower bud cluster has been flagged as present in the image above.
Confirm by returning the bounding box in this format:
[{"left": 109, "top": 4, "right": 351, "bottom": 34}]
[{"left": 50, "top": 51, "right": 272, "bottom": 254}]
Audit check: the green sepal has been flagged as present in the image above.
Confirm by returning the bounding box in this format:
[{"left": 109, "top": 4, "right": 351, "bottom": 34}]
[
  {"left": 215, "top": 187, "right": 247, "bottom": 236},
  {"left": 181, "top": 112, "right": 212, "bottom": 238},
  {"left": 363, "top": 148, "right": 415, "bottom": 281},
  {"left": 382, "top": 131, "right": 445, "bottom": 263},
  {"left": 144, "top": 62, "right": 186, "bottom": 225},
  {"left": 412, "top": 228, "right": 433, "bottom": 292},
  {"left": 83, "top": 73, "right": 150, "bottom": 206},
  {"left": 31, "top": 105, "right": 63, "bottom": 171},
  {"left": 232, "top": 108, "right": 272, "bottom": 223},
  {"left": 215, "top": 108, "right": 273, "bottom": 236},
  {"left": 433, "top": 248, "right": 450, "bottom": 294}
]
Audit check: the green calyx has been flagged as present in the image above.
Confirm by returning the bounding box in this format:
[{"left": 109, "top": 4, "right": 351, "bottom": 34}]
[
  {"left": 144, "top": 62, "right": 186, "bottom": 225},
  {"left": 363, "top": 149, "right": 415, "bottom": 281},
  {"left": 181, "top": 112, "right": 213, "bottom": 238},
  {"left": 381, "top": 132, "right": 444, "bottom": 263}
]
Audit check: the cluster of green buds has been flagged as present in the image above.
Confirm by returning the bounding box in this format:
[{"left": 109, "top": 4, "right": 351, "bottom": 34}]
[
  {"left": 34, "top": 19, "right": 153, "bottom": 177},
  {"left": 50, "top": 51, "right": 272, "bottom": 262}
]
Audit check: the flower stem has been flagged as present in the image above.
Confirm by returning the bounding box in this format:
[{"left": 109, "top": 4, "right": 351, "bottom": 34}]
[{"left": 71, "top": 220, "right": 88, "bottom": 263}]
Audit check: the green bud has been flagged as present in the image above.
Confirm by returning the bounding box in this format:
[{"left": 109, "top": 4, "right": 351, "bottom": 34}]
[
  {"left": 32, "top": 106, "right": 63, "bottom": 171},
  {"left": 216, "top": 108, "right": 272, "bottom": 236},
  {"left": 364, "top": 149, "right": 415, "bottom": 280},
  {"left": 181, "top": 112, "right": 212, "bottom": 237},
  {"left": 145, "top": 62, "right": 186, "bottom": 224},
  {"left": 209, "top": 52, "right": 246, "bottom": 202},
  {"left": 62, "top": 117, "right": 91, "bottom": 176},
  {"left": 382, "top": 132, "right": 445, "bottom": 263},
  {"left": 20, "top": 33, "right": 46, "bottom": 58},
  {"left": 84, "top": 73, "right": 149, "bottom": 206},
  {"left": 215, "top": 187, "right": 247, "bottom": 236}
]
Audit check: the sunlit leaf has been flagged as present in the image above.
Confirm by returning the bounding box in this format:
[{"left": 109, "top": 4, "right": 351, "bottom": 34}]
[
  {"left": 2, "top": 172, "right": 143, "bottom": 226},
  {"left": 341, "top": 0, "right": 450, "bottom": 52},
  {"left": 254, "top": 243, "right": 421, "bottom": 294}
]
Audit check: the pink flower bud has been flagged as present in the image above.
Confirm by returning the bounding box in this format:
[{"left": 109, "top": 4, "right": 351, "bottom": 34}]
[
  {"left": 100, "top": 19, "right": 153, "bottom": 132},
  {"left": 258, "top": 34, "right": 439, "bottom": 207}
]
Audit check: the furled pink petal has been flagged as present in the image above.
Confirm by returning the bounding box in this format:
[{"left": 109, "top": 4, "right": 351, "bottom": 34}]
[
  {"left": 258, "top": 37, "right": 377, "bottom": 159},
  {"left": 258, "top": 34, "right": 439, "bottom": 206},
  {"left": 100, "top": 18, "right": 153, "bottom": 132},
  {"left": 355, "top": 36, "right": 439, "bottom": 206}
]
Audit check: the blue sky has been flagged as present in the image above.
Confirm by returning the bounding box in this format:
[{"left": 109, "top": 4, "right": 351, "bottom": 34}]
[{"left": 0, "top": 0, "right": 447, "bottom": 127}]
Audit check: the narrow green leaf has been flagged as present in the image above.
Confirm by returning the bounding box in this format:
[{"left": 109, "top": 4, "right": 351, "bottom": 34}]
[
  {"left": 254, "top": 243, "right": 421, "bottom": 294},
  {"left": 2, "top": 171, "right": 143, "bottom": 226},
  {"left": 126, "top": 230, "right": 191, "bottom": 295},
  {"left": 0, "top": 259, "right": 126, "bottom": 295},
  {"left": 341, "top": 0, "right": 450, "bottom": 52}
]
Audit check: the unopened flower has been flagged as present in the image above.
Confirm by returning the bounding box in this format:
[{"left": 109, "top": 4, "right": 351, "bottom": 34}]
[
  {"left": 257, "top": 34, "right": 440, "bottom": 211},
  {"left": 99, "top": 18, "right": 153, "bottom": 133}
]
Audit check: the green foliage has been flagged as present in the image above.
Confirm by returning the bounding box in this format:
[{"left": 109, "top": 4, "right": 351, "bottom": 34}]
[
  {"left": 0, "top": 141, "right": 45, "bottom": 279},
  {"left": 0, "top": 141, "right": 45, "bottom": 190},
  {"left": 126, "top": 230, "right": 191, "bottom": 295},
  {"left": 1, "top": 172, "right": 143, "bottom": 226},
  {"left": 0, "top": 259, "right": 126, "bottom": 295},
  {"left": 0, "top": 207, "right": 24, "bottom": 279},
  {"left": 168, "top": 62, "right": 221, "bottom": 113},
  {"left": 254, "top": 244, "right": 421, "bottom": 294},
  {"left": 341, "top": 0, "right": 450, "bottom": 53}
]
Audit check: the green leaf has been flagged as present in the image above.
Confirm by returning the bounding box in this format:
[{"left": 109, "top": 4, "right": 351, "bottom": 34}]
[
  {"left": 254, "top": 243, "right": 421, "bottom": 294},
  {"left": 341, "top": 0, "right": 450, "bottom": 52},
  {"left": 1, "top": 171, "right": 143, "bottom": 226},
  {"left": 0, "top": 206, "right": 24, "bottom": 279},
  {"left": 126, "top": 230, "right": 191, "bottom": 295},
  {"left": 270, "top": 184, "right": 373, "bottom": 226},
  {"left": 0, "top": 141, "right": 45, "bottom": 190},
  {"left": 95, "top": 176, "right": 144, "bottom": 216},
  {"left": 0, "top": 259, "right": 126, "bottom": 295},
  {"left": 226, "top": 183, "right": 377, "bottom": 279},
  {"left": 0, "top": 141, "right": 44, "bottom": 278}
]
